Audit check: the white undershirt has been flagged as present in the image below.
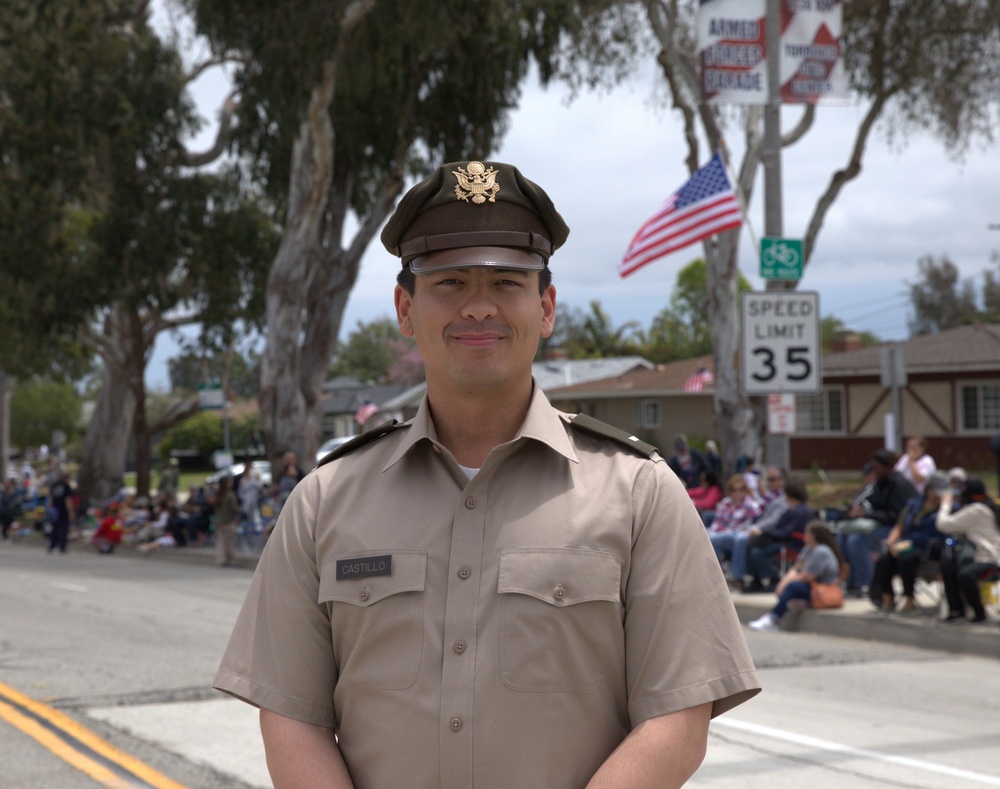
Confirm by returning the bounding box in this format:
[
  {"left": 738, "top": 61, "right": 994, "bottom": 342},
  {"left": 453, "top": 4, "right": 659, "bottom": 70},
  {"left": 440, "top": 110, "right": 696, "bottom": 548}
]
[{"left": 459, "top": 465, "right": 480, "bottom": 480}]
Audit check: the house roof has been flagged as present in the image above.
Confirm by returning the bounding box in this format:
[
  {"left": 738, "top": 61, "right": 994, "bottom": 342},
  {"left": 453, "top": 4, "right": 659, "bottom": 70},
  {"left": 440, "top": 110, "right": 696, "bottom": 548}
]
[
  {"left": 532, "top": 356, "right": 653, "bottom": 390},
  {"left": 822, "top": 323, "right": 1000, "bottom": 377},
  {"left": 545, "top": 355, "right": 714, "bottom": 399},
  {"left": 322, "top": 379, "right": 413, "bottom": 415}
]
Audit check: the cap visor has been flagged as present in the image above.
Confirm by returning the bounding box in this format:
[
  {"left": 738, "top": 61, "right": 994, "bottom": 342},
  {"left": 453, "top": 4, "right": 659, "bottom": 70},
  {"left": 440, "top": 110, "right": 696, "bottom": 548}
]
[{"left": 409, "top": 246, "right": 545, "bottom": 273}]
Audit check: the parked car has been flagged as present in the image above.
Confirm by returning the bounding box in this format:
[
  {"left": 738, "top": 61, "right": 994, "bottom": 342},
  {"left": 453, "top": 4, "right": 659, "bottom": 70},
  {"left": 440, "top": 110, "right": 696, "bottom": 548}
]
[{"left": 315, "top": 436, "right": 354, "bottom": 465}]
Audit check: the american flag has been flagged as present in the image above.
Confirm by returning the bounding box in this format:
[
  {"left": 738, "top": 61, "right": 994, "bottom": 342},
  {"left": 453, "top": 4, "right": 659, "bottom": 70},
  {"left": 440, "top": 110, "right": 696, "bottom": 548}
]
[
  {"left": 682, "top": 367, "right": 715, "bottom": 393},
  {"left": 618, "top": 152, "right": 743, "bottom": 278},
  {"left": 354, "top": 400, "right": 380, "bottom": 426}
]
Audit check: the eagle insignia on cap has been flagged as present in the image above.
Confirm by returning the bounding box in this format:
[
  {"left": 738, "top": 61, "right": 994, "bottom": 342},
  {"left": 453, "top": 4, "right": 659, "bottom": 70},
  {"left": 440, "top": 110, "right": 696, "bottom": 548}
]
[{"left": 453, "top": 161, "right": 500, "bottom": 204}]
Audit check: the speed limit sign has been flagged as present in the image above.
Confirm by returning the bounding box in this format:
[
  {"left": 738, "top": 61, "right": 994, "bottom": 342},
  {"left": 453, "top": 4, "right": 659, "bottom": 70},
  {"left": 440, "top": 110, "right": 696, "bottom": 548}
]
[{"left": 740, "top": 291, "right": 821, "bottom": 394}]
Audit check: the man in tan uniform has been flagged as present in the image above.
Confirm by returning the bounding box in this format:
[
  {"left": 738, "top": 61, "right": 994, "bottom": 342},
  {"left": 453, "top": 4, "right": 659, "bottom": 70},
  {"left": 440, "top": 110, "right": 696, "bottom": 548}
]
[{"left": 215, "top": 160, "right": 760, "bottom": 788}]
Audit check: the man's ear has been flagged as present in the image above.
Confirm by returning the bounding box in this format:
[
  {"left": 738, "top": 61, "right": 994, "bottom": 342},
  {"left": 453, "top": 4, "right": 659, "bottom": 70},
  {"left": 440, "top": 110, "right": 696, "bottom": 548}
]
[
  {"left": 395, "top": 285, "right": 415, "bottom": 338},
  {"left": 540, "top": 284, "right": 556, "bottom": 339}
]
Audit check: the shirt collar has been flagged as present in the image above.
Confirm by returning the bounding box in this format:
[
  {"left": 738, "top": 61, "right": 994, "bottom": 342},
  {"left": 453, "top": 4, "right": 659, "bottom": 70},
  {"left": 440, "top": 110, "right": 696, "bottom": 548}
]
[{"left": 384, "top": 380, "right": 578, "bottom": 471}]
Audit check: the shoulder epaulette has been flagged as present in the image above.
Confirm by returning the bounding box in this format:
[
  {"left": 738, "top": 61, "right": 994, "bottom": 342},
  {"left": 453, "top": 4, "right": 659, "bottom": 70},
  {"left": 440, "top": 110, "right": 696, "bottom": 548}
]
[
  {"left": 568, "top": 413, "right": 659, "bottom": 459},
  {"left": 317, "top": 421, "right": 408, "bottom": 467}
]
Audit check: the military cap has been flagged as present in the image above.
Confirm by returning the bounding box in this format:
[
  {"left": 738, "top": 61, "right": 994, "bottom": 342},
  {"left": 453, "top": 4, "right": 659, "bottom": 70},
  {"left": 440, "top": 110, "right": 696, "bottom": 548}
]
[{"left": 381, "top": 160, "right": 569, "bottom": 273}]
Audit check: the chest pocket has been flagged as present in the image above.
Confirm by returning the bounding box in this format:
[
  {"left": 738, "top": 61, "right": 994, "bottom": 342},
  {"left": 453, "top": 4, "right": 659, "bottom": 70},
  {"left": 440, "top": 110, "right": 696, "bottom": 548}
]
[
  {"left": 320, "top": 550, "right": 427, "bottom": 690},
  {"left": 498, "top": 548, "right": 622, "bottom": 693}
]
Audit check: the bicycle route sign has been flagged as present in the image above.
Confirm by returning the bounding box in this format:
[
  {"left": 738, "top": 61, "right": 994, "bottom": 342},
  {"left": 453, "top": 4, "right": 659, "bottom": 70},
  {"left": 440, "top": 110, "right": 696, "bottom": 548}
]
[
  {"left": 760, "top": 236, "right": 803, "bottom": 280},
  {"left": 740, "top": 290, "right": 821, "bottom": 395}
]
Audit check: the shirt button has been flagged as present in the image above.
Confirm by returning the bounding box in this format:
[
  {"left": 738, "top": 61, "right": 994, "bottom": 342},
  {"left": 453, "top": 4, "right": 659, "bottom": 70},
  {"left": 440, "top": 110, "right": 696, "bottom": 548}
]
[
  {"left": 450, "top": 718, "right": 463, "bottom": 731},
  {"left": 458, "top": 566, "right": 471, "bottom": 580},
  {"left": 359, "top": 588, "right": 369, "bottom": 602},
  {"left": 555, "top": 584, "right": 566, "bottom": 601},
  {"left": 453, "top": 640, "right": 466, "bottom": 654},
  {"left": 465, "top": 496, "right": 477, "bottom": 509}
]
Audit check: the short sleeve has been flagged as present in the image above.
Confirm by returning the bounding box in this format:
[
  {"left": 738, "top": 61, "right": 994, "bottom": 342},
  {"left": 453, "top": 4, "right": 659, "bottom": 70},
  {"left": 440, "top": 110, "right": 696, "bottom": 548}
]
[
  {"left": 213, "top": 475, "right": 339, "bottom": 728},
  {"left": 624, "top": 462, "right": 761, "bottom": 724}
]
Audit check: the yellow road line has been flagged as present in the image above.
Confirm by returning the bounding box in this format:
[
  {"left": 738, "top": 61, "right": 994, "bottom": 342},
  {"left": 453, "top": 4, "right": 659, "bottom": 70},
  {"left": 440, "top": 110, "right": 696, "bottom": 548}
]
[{"left": 0, "top": 680, "right": 189, "bottom": 789}]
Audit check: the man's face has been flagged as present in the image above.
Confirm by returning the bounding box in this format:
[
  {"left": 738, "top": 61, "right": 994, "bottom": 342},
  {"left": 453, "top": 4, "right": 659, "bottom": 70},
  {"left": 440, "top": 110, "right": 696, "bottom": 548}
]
[
  {"left": 872, "top": 460, "right": 892, "bottom": 480},
  {"left": 765, "top": 468, "right": 784, "bottom": 493},
  {"left": 395, "top": 263, "right": 556, "bottom": 393}
]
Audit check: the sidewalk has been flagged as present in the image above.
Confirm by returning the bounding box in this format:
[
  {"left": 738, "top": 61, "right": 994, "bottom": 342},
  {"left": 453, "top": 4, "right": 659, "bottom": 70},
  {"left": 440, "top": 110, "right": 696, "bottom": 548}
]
[{"left": 139, "top": 541, "right": 1000, "bottom": 662}]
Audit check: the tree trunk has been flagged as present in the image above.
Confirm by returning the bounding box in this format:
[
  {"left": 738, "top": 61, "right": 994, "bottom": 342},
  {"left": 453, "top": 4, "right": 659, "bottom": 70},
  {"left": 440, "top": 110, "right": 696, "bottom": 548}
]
[
  {"left": 78, "top": 356, "right": 135, "bottom": 503},
  {"left": 259, "top": 65, "right": 336, "bottom": 467}
]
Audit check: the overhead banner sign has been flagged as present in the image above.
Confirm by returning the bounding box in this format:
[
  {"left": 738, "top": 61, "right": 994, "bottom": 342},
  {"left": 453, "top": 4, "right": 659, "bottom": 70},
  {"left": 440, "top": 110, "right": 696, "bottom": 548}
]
[
  {"left": 699, "top": 0, "right": 845, "bottom": 105},
  {"left": 699, "top": 0, "right": 768, "bottom": 105},
  {"left": 780, "top": 0, "right": 846, "bottom": 103}
]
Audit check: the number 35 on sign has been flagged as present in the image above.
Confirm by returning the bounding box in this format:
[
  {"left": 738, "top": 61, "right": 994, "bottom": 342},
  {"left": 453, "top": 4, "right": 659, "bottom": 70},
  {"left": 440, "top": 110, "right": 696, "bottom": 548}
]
[{"left": 740, "top": 291, "right": 821, "bottom": 395}]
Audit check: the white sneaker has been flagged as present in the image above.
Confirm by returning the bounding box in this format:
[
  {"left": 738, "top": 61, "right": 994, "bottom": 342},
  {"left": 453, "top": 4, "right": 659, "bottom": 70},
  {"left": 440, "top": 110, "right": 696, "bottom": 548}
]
[{"left": 748, "top": 613, "right": 780, "bottom": 632}]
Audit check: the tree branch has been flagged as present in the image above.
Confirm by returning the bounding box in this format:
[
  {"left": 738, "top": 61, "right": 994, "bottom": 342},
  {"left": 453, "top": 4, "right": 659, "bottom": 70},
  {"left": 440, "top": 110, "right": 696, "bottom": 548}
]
[
  {"left": 184, "top": 91, "right": 241, "bottom": 168},
  {"left": 801, "top": 94, "right": 888, "bottom": 267}
]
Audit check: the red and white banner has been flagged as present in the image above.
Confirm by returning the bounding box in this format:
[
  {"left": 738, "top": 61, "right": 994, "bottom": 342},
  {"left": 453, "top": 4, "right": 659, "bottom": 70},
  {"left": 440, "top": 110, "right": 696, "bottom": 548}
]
[
  {"left": 699, "top": 0, "right": 845, "bottom": 105},
  {"left": 780, "top": 0, "right": 845, "bottom": 103},
  {"left": 699, "top": 0, "right": 768, "bottom": 105}
]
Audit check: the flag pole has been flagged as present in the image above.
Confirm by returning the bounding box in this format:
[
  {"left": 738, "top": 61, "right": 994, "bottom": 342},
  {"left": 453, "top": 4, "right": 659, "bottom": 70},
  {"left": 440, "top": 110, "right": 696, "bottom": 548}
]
[{"left": 717, "top": 140, "right": 760, "bottom": 257}]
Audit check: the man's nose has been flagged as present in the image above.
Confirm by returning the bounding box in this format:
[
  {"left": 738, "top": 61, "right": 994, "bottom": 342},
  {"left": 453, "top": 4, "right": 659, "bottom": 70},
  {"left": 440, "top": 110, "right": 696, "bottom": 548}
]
[{"left": 461, "top": 283, "right": 498, "bottom": 321}]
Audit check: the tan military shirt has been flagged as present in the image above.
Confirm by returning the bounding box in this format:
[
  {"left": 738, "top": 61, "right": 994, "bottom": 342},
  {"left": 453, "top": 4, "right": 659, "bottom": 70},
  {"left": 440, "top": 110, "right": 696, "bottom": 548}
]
[{"left": 215, "top": 386, "right": 760, "bottom": 788}]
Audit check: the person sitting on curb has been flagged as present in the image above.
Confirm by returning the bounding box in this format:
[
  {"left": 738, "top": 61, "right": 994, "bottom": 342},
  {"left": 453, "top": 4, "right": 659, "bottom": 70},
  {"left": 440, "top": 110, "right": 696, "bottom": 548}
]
[
  {"left": 749, "top": 520, "right": 845, "bottom": 632},
  {"left": 871, "top": 471, "right": 948, "bottom": 615},
  {"left": 935, "top": 478, "right": 1000, "bottom": 624}
]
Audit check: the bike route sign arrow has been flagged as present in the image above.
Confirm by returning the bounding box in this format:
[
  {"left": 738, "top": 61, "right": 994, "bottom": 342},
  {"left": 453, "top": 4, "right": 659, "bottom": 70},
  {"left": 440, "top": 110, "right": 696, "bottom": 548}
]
[{"left": 760, "top": 236, "right": 803, "bottom": 280}]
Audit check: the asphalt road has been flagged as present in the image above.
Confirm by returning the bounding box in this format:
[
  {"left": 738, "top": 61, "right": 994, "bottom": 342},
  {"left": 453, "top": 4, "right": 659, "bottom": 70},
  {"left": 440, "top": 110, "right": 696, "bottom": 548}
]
[{"left": 1, "top": 538, "right": 999, "bottom": 788}]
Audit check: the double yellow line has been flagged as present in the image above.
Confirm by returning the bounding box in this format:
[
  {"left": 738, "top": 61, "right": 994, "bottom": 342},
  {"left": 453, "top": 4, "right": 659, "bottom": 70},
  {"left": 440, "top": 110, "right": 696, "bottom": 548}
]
[{"left": 0, "top": 679, "right": 189, "bottom": 788}]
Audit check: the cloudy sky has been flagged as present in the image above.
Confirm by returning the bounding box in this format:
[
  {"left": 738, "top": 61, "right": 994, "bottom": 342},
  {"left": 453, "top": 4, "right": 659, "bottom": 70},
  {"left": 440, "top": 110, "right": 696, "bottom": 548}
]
[{"left": 148, "top": 8, "right": 1000, "bottom": 386}]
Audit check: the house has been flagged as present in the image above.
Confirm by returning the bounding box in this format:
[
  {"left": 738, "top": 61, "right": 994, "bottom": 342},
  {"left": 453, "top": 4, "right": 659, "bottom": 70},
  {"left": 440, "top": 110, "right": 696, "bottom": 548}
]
[
  {"left": 543, "top": 325, "right": 1000, "bottom": 472},
  {"left": 789, "top": 323, "right": 1000, "bottom": 472},
  {"left": 371, "top": 355, "right": 655, "bottom": 420},
  {"left": 545, "top": 356, "right": 717, "bottom": 454},
  {"left": 321, "top": 376, "right": 413, "bottom": 439}
]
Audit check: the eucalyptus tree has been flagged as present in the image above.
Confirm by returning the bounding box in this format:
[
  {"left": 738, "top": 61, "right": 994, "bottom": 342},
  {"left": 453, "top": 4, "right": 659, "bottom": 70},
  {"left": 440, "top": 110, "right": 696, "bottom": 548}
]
[
  {"left": 0, "top": 1, "right": 277, "bottom": 499},
  {"left": 186, "top": 0, "right": 623, "bottom": 465}
]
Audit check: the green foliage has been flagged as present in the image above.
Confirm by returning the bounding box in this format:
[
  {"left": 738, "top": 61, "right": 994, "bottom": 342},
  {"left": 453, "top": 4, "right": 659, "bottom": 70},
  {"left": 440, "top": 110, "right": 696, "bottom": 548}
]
[
  {"left": 9, "top": 379, "right": 83, "bottom": 449},
  {"left": 820, "top": 317, "right": 879, "bottom": 353},
  {"left": 546, "top": 301, "right": 642, "bottom": 359},
  {"left": 639, "top": 259, "right": 751, "bottom": 363},
  {"left": 158, "top": 411, "right": 225, "bottom": 460},
  {"left": 167, "top": 347, "right": 262, "bottom": 398},
  {"left": 908, "top": 254, "right": 999, "bottom": 335},
  {"left": 330, "top": 318, "right": 422, "bottom": 384}
]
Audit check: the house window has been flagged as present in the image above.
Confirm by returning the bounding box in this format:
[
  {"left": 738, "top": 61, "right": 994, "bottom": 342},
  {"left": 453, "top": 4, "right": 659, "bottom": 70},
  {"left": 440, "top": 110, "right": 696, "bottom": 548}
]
[
  {"left": 795, "top": 389, "right": 844, "bottom": 433},
  {"left": 637, "top": 399, "right": 661, "bottom": 429},
  {"left": 960, "top": 382, "right": 1000, "bottom": 431}
]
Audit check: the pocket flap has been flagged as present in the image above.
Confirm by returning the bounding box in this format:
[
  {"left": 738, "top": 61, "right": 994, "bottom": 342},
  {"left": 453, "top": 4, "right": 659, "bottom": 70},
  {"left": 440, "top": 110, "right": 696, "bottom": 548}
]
[
  {"left": 320, "top": 550, "right": 427, "bottom": 606},
  {"left": 498, "top": 548, "right": 621, "bottom": 606}
]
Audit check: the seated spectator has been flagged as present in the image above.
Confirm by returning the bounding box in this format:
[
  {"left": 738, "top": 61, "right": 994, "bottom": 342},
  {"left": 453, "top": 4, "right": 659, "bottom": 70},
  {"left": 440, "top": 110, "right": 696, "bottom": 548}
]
[
  {"left": 182, "top": 485, "right": 214, "bottom": 546},
  {"left": 138, "top": 504, "right": 190, "bottom": 554},
  {"left": 733, "top": 454, "right": 763, "bottom": 501},
  {"left": 837, "top": 449, "right": 917, "bottom": 597},
  {"left": 871, "top": 472, "right": 948, "bottom": 615},
  {"left": 936, "top": 478, "right": 1000, "bottom": 624},
  {"left": 744, "top": 478, "right": 812, "bottom": 592},
  {"left": 703, "top": 440, "right": 722, "bottom": 476},
  {"left": 1, "top": 478, "right": 23, "bottom": 542},
  {"left": 720, "top": 468, "right": 788, "bottom": 592},
  {"left": 749, "top": 520, "right": 845, "bottom": 632},
  {"left": 688, "top": 470, "right": 723, "bottom": 527},
  {"left": 947, "top": 466, "right": 967, "bottom": 496},
  {"left": 91, "top": 504, "right": 125, "bottom": 554},
  {"left": 708, "top": 474, "right": 762, "bottom": 576},
  {"left": 894, "top": 435, "right": 936, "bottom": 494},
  {"left": 667, "top": 433, "right": 707, "bottom": 490}
]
